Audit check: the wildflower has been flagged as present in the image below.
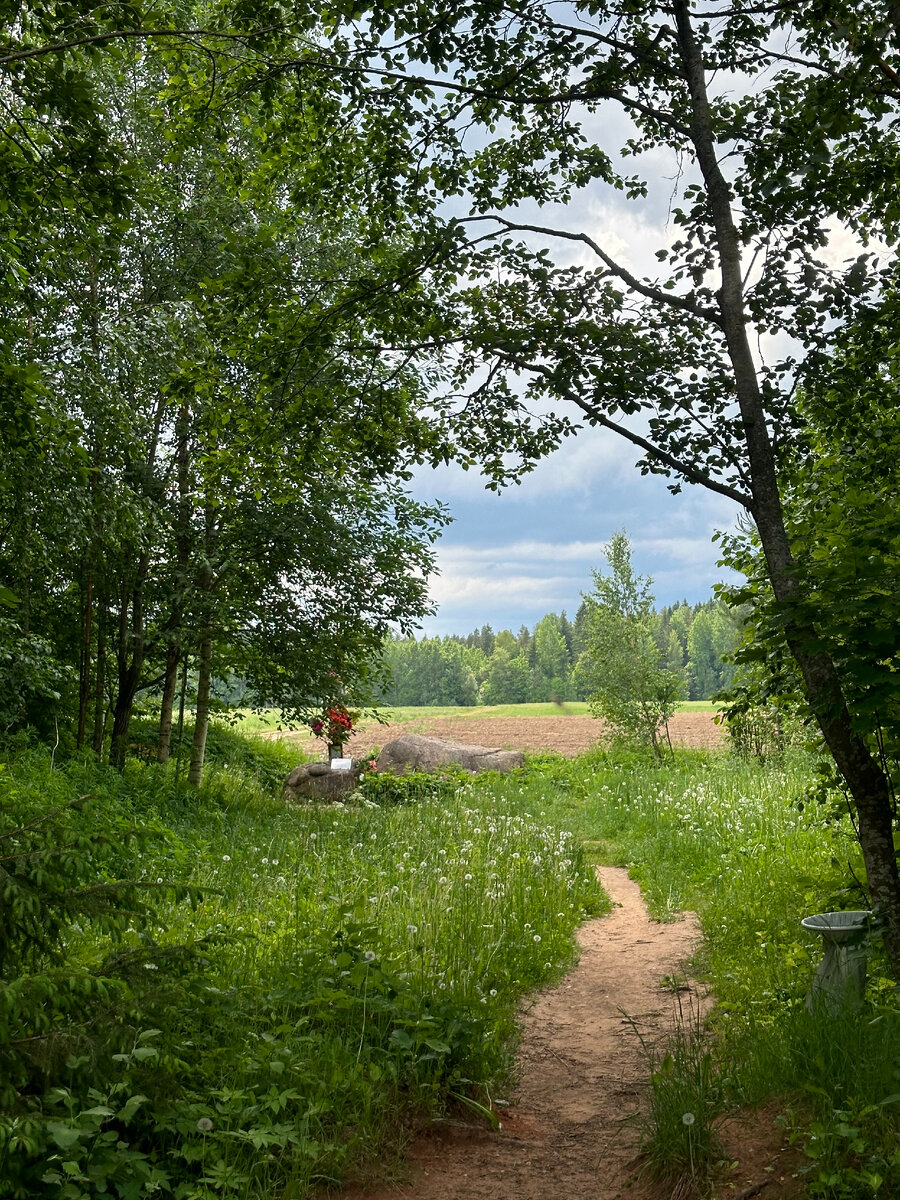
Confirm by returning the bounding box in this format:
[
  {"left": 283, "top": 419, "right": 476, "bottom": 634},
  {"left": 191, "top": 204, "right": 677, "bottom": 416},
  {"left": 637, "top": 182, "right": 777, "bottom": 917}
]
[
  {"left": 261, "top": 857, "right": 269, "bottom": 864},
  {"left": 682, "top": 1112, "right": 696, "bottom": 1126},
  {"left": 407, "top": 924, "right": 418, "bottom": 934},
  {"left": 222, "top": 855, "right": 231, "bottom": 863},
  {"left": 533, "top": 934, "right": 542, "bottom": 943},
  {"left": 363, "top": 950, "right": 376, "bottom": 962},
  {"left": 489, "top": 988, "right": 497, "bottom": 996},
  {"left": 196, "top": 1118, "right": 214, "bottom": 1133}
]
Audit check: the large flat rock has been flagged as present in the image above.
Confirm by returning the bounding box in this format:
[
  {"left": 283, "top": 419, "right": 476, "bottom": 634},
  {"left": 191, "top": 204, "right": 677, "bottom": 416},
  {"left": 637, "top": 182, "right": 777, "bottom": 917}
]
[{"left": 376, "top": 733, "right": 524, "bottom": 775}]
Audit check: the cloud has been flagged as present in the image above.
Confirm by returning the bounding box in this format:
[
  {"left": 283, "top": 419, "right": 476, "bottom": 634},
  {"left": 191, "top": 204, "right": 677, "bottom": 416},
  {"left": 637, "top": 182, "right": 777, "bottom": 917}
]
[
  {"left": 415, "top": 519, "right": 741, "bottom": 637},
  {"left": 428, "top": 570, "right": 576, "bottom": 606},
  {"left": 413, "top": 423, "right": 639, "bottom": 505}
]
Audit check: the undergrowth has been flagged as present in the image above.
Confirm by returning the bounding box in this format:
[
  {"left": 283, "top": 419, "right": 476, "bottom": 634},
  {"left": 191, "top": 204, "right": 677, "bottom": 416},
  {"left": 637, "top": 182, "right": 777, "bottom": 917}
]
[
  {"left": 5, "top": 726, "right": 900, "bottom": 1199},
  {"left": 0, "top": 744, "right": 602, "bottom": 1199}
]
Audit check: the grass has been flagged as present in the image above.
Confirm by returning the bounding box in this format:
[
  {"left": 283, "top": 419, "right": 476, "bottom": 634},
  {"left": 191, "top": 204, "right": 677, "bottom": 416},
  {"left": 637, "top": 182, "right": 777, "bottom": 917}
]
[
  {"left": 0, "top": 741, "right": 604, "bottom": 1198},
  {"left": 473, "top": 745, "right": 900, "bottom": 1198},
  {"left": 5, "top": 724, "right": 895, "bottom": 1198},
  {"left": 233, "top": 699, "right": 720, "bottom": 737}
]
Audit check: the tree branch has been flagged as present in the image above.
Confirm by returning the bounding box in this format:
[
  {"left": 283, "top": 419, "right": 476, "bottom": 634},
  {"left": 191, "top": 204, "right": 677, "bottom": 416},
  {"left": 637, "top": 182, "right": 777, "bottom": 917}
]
[
  {"left": 462, "top": 215, "right": 723, "bottom": 326},
  {"left": 496, "top": 351, "right": 753, "bottom": 510},
  {"left": 0, "top": 26, "right": 281, "bottom": 67}
]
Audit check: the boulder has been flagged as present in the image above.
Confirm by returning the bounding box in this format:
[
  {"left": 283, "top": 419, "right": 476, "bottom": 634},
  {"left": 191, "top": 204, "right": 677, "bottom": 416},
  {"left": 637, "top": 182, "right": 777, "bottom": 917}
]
[
  {"left": 376, "top": 734, "right": 524, "bottom": 775},
  {"left": 283, "top": 761, "right": 361, "bottom": 803}
]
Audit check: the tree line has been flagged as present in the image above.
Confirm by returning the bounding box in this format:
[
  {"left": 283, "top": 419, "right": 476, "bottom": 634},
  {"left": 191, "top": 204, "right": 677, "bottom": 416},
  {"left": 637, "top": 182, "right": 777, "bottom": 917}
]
[
  {"left": 378, "top": 593, "right": 739, "bottom": 708},
  {"left": 0, "top": 13, "right": 445, "bottom": 784}
]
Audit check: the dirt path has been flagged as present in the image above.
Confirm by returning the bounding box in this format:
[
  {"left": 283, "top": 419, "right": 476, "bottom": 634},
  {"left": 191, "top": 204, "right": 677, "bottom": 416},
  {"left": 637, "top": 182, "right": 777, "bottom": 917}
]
[{"left": 341, "top": 867, "right": 707, "bottom": 1200}]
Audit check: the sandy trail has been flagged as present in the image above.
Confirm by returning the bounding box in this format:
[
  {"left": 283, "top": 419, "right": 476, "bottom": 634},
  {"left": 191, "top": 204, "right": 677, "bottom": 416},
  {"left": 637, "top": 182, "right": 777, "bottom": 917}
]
[{"left": 341, "top": 867, "right": 706, "bottom": 1200}]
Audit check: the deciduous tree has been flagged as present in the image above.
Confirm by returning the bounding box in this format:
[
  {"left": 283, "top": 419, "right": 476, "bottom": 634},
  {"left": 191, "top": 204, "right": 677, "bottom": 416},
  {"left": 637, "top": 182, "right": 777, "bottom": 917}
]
[
  {"left": 299, "top": 0, "right": 900, "bottom": 974},
  {"left": 578, "top": 534, "right": 682, "bottom": 759}
]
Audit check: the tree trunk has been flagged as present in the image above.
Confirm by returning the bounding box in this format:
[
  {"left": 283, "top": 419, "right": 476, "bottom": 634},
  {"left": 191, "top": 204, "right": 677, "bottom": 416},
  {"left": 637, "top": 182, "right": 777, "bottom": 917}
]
[
  {"left": 157, "top": 641, "right": 180, "bottom": 764},
  {"left": 175, "top": 651, "right": 189, "bottom": 766},
  {"left": 92, "top": 593, "right": 107, "bottom": 757},
  {"left": 109, "top": 553, "right": 149, "bottom": 771},
  {"left": 76, "top": 565, "right": 93, "bottom": 750},
  {"left": 674, "top": 0, "right": 900, "bottom": 975},
  {"left": 158, "top": 401, "right": 192, "bottom": 763},
  {"left": 187, "top": 635, "right": 212, "bottom": 787}
]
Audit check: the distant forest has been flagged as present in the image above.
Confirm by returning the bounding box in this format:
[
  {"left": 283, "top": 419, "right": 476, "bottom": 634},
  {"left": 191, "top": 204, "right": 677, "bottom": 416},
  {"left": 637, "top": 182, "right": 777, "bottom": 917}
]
[{"left": 377, "top": 598, "right": 740, "bottom": 707}]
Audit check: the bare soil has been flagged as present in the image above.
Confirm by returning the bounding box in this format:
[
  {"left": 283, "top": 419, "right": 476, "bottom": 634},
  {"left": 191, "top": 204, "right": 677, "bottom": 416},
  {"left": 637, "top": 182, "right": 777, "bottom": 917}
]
[
  {"left": 343, "top": 712, "right": 725, "bottom": 760},
  {"left": 338, "top": 868, "right": 803, "bottom": 1200}
]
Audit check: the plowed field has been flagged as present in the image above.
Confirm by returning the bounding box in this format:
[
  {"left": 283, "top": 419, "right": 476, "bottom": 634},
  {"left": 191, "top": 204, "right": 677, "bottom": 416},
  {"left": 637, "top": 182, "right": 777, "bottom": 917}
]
[{"left": 344, "top": 711, "right": 724, "bottom": 759}]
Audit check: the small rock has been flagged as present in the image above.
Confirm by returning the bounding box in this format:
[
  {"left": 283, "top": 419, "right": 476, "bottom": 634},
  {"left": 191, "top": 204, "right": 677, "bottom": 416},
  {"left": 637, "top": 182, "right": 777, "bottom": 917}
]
[{"left": 283, "top": 761, "right": 360, "bottom": 802}]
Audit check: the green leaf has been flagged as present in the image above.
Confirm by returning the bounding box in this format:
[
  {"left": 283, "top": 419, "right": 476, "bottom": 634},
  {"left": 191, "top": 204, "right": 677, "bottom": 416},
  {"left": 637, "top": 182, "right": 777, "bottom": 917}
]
[{"left": 47, "top": 1122, "right": 82, "bottom": 1149}]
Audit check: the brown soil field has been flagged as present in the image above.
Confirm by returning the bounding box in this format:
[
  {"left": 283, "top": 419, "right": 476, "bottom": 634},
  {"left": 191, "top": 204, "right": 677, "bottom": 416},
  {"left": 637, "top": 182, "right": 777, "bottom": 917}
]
[{"left": 343, "top": 712, "right": 725, "bottom": 759}]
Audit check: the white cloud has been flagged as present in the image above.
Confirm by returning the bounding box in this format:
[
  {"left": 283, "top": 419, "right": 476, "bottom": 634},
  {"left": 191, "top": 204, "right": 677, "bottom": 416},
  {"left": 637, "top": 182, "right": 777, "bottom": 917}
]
[
  {"left": 428, "top": 570, "right": 576, "bottom": 606},
  {"left": 413, "top": 423, "right": 639, "bottom": 505},
  {"left": 438, "top": 540, "right": 610, "bottom": 565},
  {"left": 414, "top": 517, "right": 741, "bottom": 636}
]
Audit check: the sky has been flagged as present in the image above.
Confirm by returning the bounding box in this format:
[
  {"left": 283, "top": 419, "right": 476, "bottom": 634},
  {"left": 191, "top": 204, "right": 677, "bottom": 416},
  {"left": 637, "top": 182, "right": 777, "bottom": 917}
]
[
  {"left": 411, "top": 433, "right": 742, "bottom": 638},
  {"left": 408, "top": 106, "right": 745, "bottom": 638}
]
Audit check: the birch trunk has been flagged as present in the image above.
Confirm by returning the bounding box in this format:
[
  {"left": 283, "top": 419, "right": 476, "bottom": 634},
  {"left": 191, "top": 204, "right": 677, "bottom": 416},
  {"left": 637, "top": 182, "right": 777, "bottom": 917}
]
[{"left": 187, "top": 635, "right": 212, "bottom": 787}]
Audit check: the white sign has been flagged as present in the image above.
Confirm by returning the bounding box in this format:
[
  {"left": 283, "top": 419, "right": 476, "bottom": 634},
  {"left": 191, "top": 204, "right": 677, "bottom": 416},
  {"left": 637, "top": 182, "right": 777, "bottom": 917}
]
[{"left": 330, "top": 758, "right": 353, "bottom": 771}]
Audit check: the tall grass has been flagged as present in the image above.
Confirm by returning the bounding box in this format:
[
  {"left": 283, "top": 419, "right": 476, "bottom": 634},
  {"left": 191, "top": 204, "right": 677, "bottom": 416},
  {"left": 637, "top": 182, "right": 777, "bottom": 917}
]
[
  {"left": 475, "top": 746, "right": 900, "bottom": 1198},
  {"left": 6, "top": 727, "right": 898, "bottom": 1199},
  {"left": 0, "top": 745, "right": 603, "bottom": 1198}
]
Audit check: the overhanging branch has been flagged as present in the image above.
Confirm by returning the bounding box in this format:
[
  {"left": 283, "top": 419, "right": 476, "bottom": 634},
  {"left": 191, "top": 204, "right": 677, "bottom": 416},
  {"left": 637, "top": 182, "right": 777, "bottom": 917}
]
[
  {"left": 497, "top": 351, "right": 753, "bottom": 510},
  {"left": 0, "top": 26, "right": 282, "bottom": 66},
  {"left": 463, "top": 215, "right": 723, "bottom": 326}
]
